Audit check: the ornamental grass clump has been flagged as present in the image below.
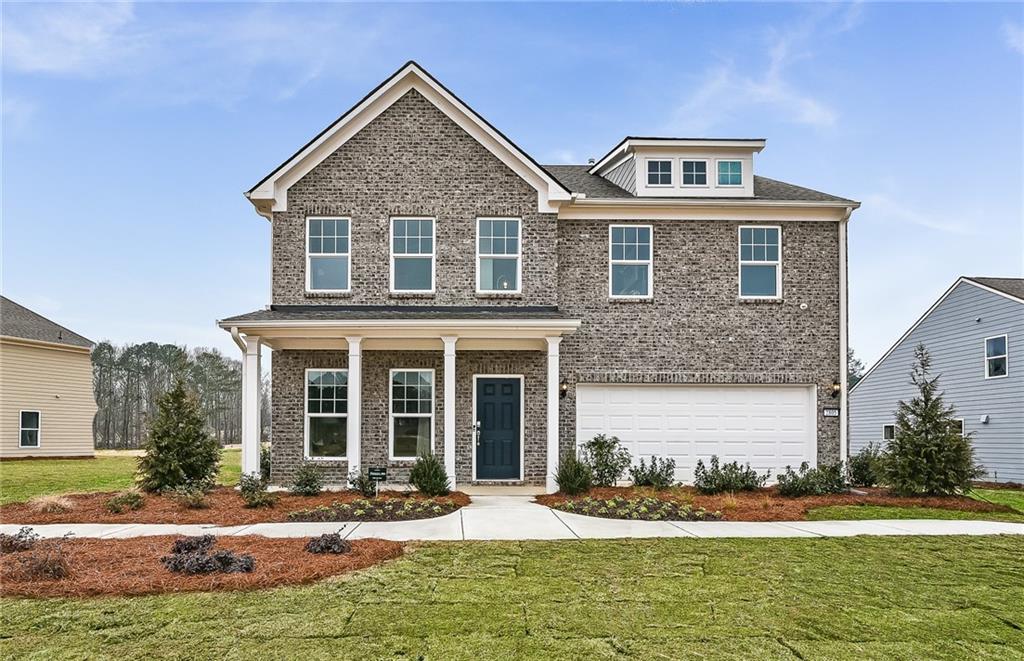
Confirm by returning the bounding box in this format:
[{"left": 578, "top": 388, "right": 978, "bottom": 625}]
[
  {"left": 554, "top": 455, "right": 593, "bottom": 495},
  {"left": 27, "top": 495, "right": 74, "bottom": 514},
  {"left": 693, "top": 455, "right": 768, "bottom": 494}
]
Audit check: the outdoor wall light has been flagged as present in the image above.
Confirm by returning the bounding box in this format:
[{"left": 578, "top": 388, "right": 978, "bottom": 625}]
[
  {"left": 559, "top": 379, "right": 569, "bottom": 399},
  {"left": 831, "top": 381, "right": 842, "bottom": 398}
]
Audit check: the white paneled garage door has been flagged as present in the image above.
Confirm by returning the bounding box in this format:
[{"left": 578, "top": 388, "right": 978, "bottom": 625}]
[{"left": 576, "top": 384, "right": 818, "bottom": 483}]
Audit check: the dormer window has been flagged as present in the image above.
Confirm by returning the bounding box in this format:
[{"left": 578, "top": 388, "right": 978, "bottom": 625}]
[
  {"left": 646, "top": 160, "right": 672, "bottom": 186},
  {"left": 718, "top": 160, "right": 742, "bottom": 186},
  {"left": 681, "top": 160, "right": 707, "bottom": 186}
]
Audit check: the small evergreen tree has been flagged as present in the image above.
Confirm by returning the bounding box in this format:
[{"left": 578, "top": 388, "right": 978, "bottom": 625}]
[
  {"left": 137, "top": 380, "right": 221, "bottom": 493},
  {"left": 880, "top": 344, "right": 982, "bottom": 496}
]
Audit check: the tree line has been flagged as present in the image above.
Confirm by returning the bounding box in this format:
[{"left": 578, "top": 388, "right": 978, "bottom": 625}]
[{"left": 92, "top": 341, "right": 269, "bottom": 449}]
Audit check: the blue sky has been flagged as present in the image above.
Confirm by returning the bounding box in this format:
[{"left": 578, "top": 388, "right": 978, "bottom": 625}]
[{"left": 2, "top": 1, "right": 1022, "bottom": 368}]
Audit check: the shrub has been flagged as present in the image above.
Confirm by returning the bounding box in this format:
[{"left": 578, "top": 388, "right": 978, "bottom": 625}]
[
  {"left": 239, "top": 473, "right": 277, "bottom": 508},
  {"left": 170, "top": 479, "right": 213, "bottom": 509},
  {"left": 879, "top": 344, "right": 983, "bottom": 496},
  {"left": 554, "top": 455, "right": 593, "bottom": 495},
  {"left": 0, "top": 527, "right": 40, "bottom": 554},
  {"left": 260, "top": 444, "right": 272, "bottom": 481},
  {"left": 348, "top": 470, "right": 378, "bottom": 498},
  {"left": 693, "top": 456, "right": 767, "bottom": 494},
  {"left": 137, "top": 380, "right": 221, "bottom": 493},
  {"left": 291, "top": 462, "right": 325, "bottom": 497},
  {"left": 161, "top": 536, "right": 254, "bottom": 575},
  {"left": 848, "top": 442, "right": 883, "bottom": 488},
  {"left": 579, "top": 434, "right": 632, "bottom": 487},
  {"left": 409, "top": 453, "right": 450, "bottom": 496},
  {"left": 105, "top": 489, "right": 144, "bottom": 514},
  {"left": 776, "top": 462, "right": 848, "bottom": 497},
  {"left": 551, "top": 496, "right": 721, "bottom": 522},
  {"left": 27, "top": 495, "right": 74, "bottom": 514},
  {"left": 305, "top": 531, "right": 352, "bottom": 554},
  {"left": 171, "top": 535, "right": 216, "bottom": 554},
  {"left": 629, "top": 456, "right": 677, "bottom": 490},
  {"left": 8, "top": 534, "right": 72, "bottom": 580}
]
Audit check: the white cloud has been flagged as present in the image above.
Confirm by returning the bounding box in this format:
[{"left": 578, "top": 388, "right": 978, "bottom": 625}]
[
  {"left": 1004, "top": 21, "right": 1024, "bottom": 54},
  {"left": 860, "top": 193, "right": 975, "bottom": 235}
]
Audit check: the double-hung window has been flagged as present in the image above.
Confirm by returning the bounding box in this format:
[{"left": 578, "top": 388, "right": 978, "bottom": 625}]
[
  {"left": 949, "top": 419, "right": 965, "bottom": 437},
  {"left": 390, "top": 369, "right": 434, "bottom": 460},
  {"left": 882, "top": 424, "right": 895, "bottom": 442},
  {"left": 647, "top": 160, "right": 672, "bottom": 186},
  {"left": 984, "top": 335, "right": 1008, "bottom": 378},
  {"left": 681, "top": 160, "right": 707, "bottom": 186},
  {"left": 477, "top": 218, "right": 521, "bottom": 293},
  {"left": 609, "top": 225, "right": 652, "bottom": 298},
  {"left": 738, "top": 226, "right": 781, "bottom": 299},
  {"left": 305, "top": 369, "right": 348, "bottom": 459},
  {"left": 306, "top": 217, "right": 350, "bottom": 292},
  {"left": 19, "top": 411, "right": 40, "bottom": 448},
  {"left": 718, "top": 160, "right": 742, "bottom": 186},
  {"left": 391, "top": 218, "right": 434, "bottom": 292}
]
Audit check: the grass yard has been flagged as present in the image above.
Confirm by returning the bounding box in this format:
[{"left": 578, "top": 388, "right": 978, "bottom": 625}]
[
  {"left": 0, "top": 449, "right": 241, "bottom": 505},
  {"left": 807, "top": 504, "right": 1024, "bottom": 523},
  {"left": 971, "top": 488, "right": 1024, "bottom": 515},
  {"left": 1, "top": 536, "right": 1022, "bottom": 660}
]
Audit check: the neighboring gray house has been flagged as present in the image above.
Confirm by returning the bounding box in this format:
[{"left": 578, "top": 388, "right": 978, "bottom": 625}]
[
  {"left": 850, "top": 277, "right": 1023, "bottom": 483},
  {"left": 219, "top": 62, "right": 859, "bottom": 491}
]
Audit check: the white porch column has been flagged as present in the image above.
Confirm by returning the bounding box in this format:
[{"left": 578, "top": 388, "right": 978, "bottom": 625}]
[
  {"left": 545, "top": 336, "right": 562, "bottom": 493},
  {"left": 240, "top": 335, "right": 262, "bottom": 477},
  {"left": 346, "top": 337, "right": 363, "bottom": 475},
  {"left": 441, "top": 336, "right": 458, "bottom": 489}
]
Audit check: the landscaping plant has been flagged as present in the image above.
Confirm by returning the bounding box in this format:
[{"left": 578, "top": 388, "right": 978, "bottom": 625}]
[
  {"left": 161, "top": 535, "right": 254, "bottom": 575},
  {"left": 878, "top": 345, "right": 983, "bottom": 496},
  {"left": 6, "top": 533, "right": 72, "bottom": 580},
  {"left": 409, "top": 453, "right": 450, "bottom": 496},
  {"left": 260, "top": 444, "right": 272, "bottom": 481},
  {"left": 693, "top": 455, "right": 767, "bottom": 494},
  {"left": 848, "top": 442, "right": 883, "bottom": 488},
  {"left": 288, "top": 498, "right": 460, "bottom": 522},
  {"left": 579, "top": 434, "right": 632, "bottom": 487},
  {"left": 291, "top": 462, "right": 325, "bottom": 497},
  {"left": 552, "top": 496, "right": 721, "bottom": 522},
  {"left": 775, "top": 462, "right": 848, "bottom": 497},
  {"left": 170, "top": 480, "right": 212, "bottom": 509},
  {"left": 0, "top": 527, "right": 40, "bottom": 554},
  {"left": 27, "top": 495, "right": 74, "bottom": 514},
  {"left": 348, "top": 470, "right": 378, "bottom": 498},
  {"left": 136, "top": 380, "right": 221, "bottom": 493},
  {"left": 239, "top": 473, "right": 277, "bottom": 508},
  {"left": 304, "top": 530, "right": 352, "bottom": 554},
  {"left": 628, "top": 456, "right": 677, "bottom": 489},
  {"left": 105, "top": 489, "right": 144, "bottom": 514},
  {"left": 554, "top": 455, "right": 593, "bottom": 495}
]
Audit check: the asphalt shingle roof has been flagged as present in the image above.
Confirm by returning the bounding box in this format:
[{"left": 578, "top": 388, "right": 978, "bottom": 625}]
[
  {"left": 967, "top": 277, "right": 1024, "bottom": 301},
  {"left": 221, "top": 305, "right": 571, "bottom": 324},
  {"left": 0, "top": 296, "right": 93, "bottom": 348}
]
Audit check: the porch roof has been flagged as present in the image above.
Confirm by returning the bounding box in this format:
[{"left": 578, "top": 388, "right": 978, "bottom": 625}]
[{"left": 220, "top": 304, "right": 571, "bottom": 323}]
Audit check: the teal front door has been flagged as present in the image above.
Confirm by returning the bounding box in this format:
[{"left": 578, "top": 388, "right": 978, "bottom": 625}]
[{"left": 475, "top": 378, "right": 521, "bottom": 480}]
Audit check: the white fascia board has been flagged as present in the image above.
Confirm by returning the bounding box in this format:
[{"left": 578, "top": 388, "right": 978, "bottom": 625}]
[
  {"left": 216, "top": 318, "right": 582, "bottom": 340},
  {"left": 589, "top": 138, "right": 767, "bottom": 174},
  {"left": 558, "top": 199, "right": 858, "bottom": 222}
]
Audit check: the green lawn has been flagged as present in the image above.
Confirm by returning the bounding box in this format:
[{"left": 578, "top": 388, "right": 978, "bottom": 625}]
[
  {"left": 807, "top": 504, "right": 1024, "bottom": 523},
  {"left": 2, "top": 536, "right": 1022, "bottom": 659},
  {"left": 971, "top": 488, "right": 1024, "bottom": 515},
  {"left": 0, "top": 449, "right": 241, "bottom": 505}
]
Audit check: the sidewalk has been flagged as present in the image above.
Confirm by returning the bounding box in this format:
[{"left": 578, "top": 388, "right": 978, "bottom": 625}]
[{"left": 4, "top": 496, "right": 1023, "bottom": 541}]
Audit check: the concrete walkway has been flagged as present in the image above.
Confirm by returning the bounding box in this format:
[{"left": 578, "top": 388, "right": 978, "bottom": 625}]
[{"left": 4, "top": 496, "right": 1023, "bottom": 541}]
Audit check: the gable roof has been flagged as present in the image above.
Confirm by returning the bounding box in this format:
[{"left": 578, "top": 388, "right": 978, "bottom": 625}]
[
  {"left": 0, "top": 296, "right": 93, "bottom": 349},
  {"left": 965, "top": 277, "right": 1024, "bottom": 302},
  {"left": 246, "top": 61, "right": 571, "bottom": 219}
]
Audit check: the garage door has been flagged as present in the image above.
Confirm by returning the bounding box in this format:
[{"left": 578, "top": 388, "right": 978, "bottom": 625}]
[{"left": 576, "top": 384, "right": 818, "bottom": 483}]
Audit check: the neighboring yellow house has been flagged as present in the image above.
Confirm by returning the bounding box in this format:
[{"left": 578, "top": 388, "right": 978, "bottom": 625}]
[{"left": 0, "top": 297, "right": 96, "bottom": 458}]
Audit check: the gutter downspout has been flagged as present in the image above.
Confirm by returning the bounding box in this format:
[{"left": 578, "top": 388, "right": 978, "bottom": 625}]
[
  {"left": 230, "top": 326, "right": 246, "bottom": 353},
  {"left": 838, "top": 206, "right": 852, "bottom": 461}
]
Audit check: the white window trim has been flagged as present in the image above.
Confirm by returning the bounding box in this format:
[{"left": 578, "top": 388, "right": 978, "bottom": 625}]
[
  {"left": 475, "top": 217, "right": 522, "bottom": 294},
  {"left": 305, "top": 216, "right": 351, "bottom": 294},
  {"left": 303, "top": 368, "right": 349, "bottom": 461},
  {"left": 388, "top": 368, "right": 435, "bottom": 462},
  {"left": 19, "top": 410, "right": 40, "bottom": 449},
  {"left": 680, "top": 158, "right": 710, "bottom": 188},
  {"left": 608, "top": 224, "right": 654, "bottom": 300},
  {"left": 882, "top": 424, "right": 895, "bottom": 442},
  {"left": 644, "top": 158, "right": 674, "bottom": 188},
  {"left": 984, "top": 334, "right": 1008, "bottom": 379},
  {"left": 738, "top": 225, "right": 782, "bottom": 300},
  {"left": 715, "top": 158, "right": 744, "bottom": 188},
  {"left": 951, "top": 418, "right": 965, "bottom": 438},
  {"left": 470, "top": 374, "right": 525, "bottom": 482},
  {"left": 389, "top": 216, "right": 436, "bottom": 294}
]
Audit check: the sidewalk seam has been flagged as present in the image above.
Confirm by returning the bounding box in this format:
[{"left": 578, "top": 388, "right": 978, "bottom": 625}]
[
  {"left": 550, "top": 510, "right": 581, "bottom": 539},
  {"left": 666, "top": 521, "right": 699, "bottom": 537}
]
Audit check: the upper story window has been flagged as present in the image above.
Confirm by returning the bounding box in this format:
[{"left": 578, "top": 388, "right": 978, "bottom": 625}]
[
  {"left": 477, "top": 218, "right": 521, "bottom": 293},
  {"left": 307, "top": 217, "right": 350, "bottom": 292},
  {"left": 949, "top": 419, "right": 965, "bottom": 437},
  {"left": 646, "top": 160, "right": 672, "bottom": 186},
  {"left": 882, "top": 424, "right": 895, "bottom": 441},
  {"left": 609, "top": 225, "right": 652, "bottom": 298},
  {"left": 391, "top": 218, "right": 435, "bottom": 293},
  {"left": 738, "top": 226, "right": 781, "bottom": 299},
  {"left": 305, "top": 369, "right": 347, "bottom": 459},
  {"left": 681, "top": 160, "right": 708, "bottom": 186},
  {"left": 20, "top": 411, "right": 40, "bottom": 448},
  {"left": 390, "top": 369, "right": 434, "bottom": 460},
  {"left": 718, "top": 160, "right": 742, "bottom": 186},
  {"left": 985, "top": 334, "right": 1008, "bottom": 378}
]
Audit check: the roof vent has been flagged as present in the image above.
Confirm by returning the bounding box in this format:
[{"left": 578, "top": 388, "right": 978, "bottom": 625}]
[{"left": 587, "top": 158, "right": 595, "bottom": 165}]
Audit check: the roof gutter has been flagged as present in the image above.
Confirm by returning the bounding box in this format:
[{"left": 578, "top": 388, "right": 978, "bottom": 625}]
[{"left": 568, "top": 197, "right": 861, "bottom": 210}]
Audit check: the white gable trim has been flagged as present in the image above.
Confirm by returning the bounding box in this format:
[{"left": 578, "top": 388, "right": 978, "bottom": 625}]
[
  {"left": 247, "top": 62, "right": 570, "bottom": 219},
  {"left": 850, "top": 277, "right": 1023, "bottom": 393}
]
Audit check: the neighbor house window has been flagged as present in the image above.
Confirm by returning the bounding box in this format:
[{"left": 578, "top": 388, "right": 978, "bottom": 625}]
[
  {"left": 391, "top": 218, "right": 434, "bottom": 292},
  {"left": 19, "top": 411, "right": 40, "bottom": 448},
  {"left": 477, "top": 218, "right": 521, "bottom": 293},
  {"left": 882, "top": 424, "right": 895, "bottom": 442},
  {"left": 949, "top": 419, "right": 965, "bottom": 437},
  {"left": 390, "top": 369, "right": 434, "bottom": 460},
  {"left": 718, "top": 160, "right": 742, "bottom": 186},
  {"left": 305, "top": 369, "right": 347, "bottom": 459},
  {"left": 609, "top": 225, "right": 652, "bottom": 298},
  {"left": 306, "top": 217, "right": 350, "bottom": 292},
  {"left": 738, "top": 226, "right": 781, "bottom": 298},
  {"left": 647, "top": 160, "right": 672, "bottom": 186},
  {"left": 985, "top": 334, "right": 1008, "bottom": 378},
  {"left": 682, "top": 160, "right": 708, "bottom": 186}
]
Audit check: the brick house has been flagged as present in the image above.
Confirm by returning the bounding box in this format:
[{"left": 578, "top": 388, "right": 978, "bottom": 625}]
[{"left": 219, "top": 62, "right": 859, "bottom": 492}]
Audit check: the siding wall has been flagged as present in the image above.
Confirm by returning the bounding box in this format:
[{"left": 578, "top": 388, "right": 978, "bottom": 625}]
[
  {"left": 850, "top": 283, "right": 1023, "bottom": 482},
  {"left": 0, "top": 340, "right": 96, "bottom": 457},
  {"left": 603, "top": 157, "right": 636, "bottom": 194}
]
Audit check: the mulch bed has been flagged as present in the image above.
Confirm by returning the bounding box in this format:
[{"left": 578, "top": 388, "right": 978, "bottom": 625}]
[
  {"left": 0, "top": 535, "right": 403, "bottom": 598},
  {"left": 536, "top": 486, "right": 1017, "bottom": 522},
  {"left": 287, "top": 497, "right": 462, "bottom": 522},
  {"left": 0, "top": 487, "right": 471, "bottom": 525}
]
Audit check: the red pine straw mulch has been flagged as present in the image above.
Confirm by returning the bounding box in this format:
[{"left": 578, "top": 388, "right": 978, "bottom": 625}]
[
  {"left": 535, "top": 486, "right": 1017, "bottom": 522},
  {"left": 0, "top": 535, "right": 403, "bottom": 599},
  {"left": 1, "top": 488, "right": 471, "bottom": 525}
]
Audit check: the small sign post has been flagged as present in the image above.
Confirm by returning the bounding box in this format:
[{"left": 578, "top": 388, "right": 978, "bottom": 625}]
[
  {"left": 823, "top": 407, "right": 840, "bottom": 418},
  {"left": 367, "top": 467, "right": 387, "bottom": 497}
]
